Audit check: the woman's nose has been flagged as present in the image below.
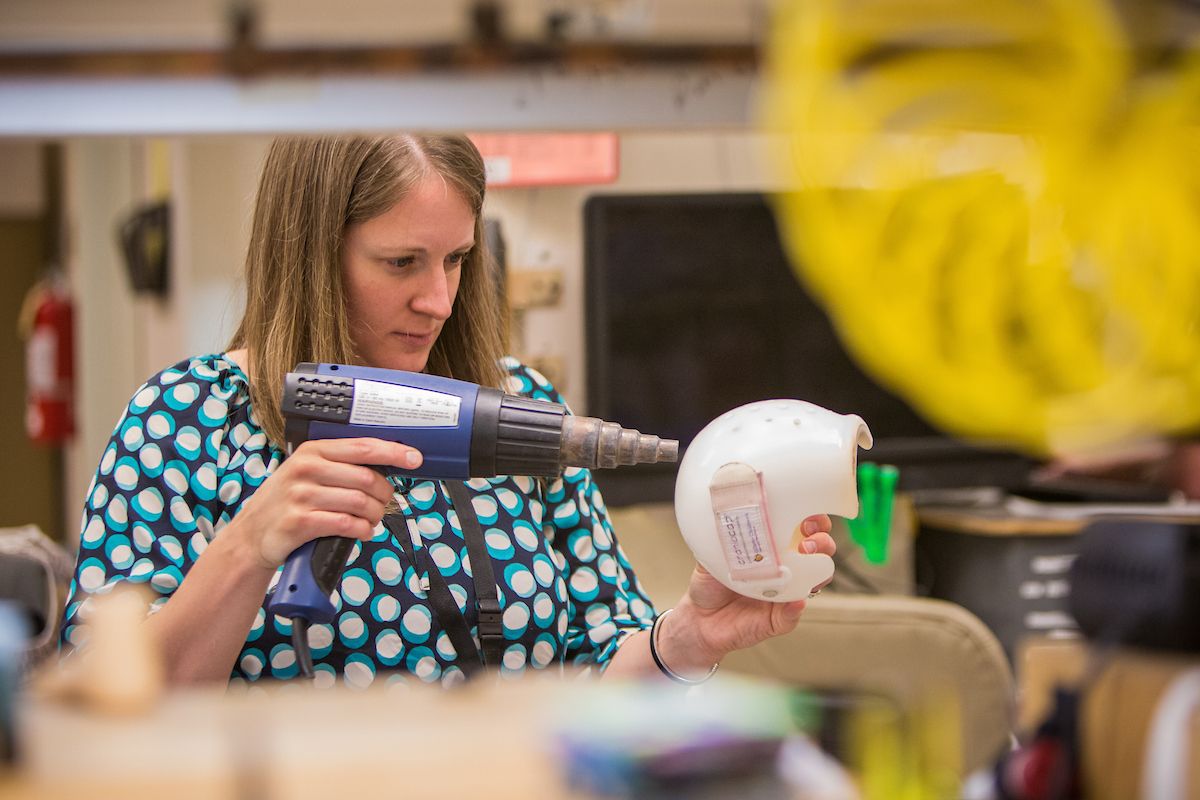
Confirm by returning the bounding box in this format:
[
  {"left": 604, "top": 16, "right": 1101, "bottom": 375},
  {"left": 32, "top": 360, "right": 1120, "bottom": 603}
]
[{"left": 410, "top": 266, "right": 454, "bottom": 320}]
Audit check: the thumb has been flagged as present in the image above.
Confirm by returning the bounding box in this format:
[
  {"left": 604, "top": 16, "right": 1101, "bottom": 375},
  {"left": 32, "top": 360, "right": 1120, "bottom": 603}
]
[{"left": 777, "top": 600, "right": 807, "bottom": 631}]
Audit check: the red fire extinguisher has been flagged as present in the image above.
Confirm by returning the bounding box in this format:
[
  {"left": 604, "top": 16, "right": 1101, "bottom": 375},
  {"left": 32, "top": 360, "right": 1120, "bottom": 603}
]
[{"left": 19, "top": 276, "right": 75, "bottom": 445}]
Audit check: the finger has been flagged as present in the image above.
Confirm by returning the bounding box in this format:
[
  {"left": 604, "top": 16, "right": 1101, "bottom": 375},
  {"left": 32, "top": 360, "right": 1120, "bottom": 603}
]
[
  {"left": 776, "top": 600, "right": 806, "bottom": 631},
  {"left": 688, "top": 563, "right": 742, "bottom": 609},
  {"left": 285, "top": 459, "right": 397, "bottom": 504},
  {"left": 293, "top": 510, "right": 378, "bottom": 542},
  {"left": 799, "top": 531, "right": 836, "bottom": 556},
  {"left": 800, "top": 514, "right": 833, "bottom": 536},
  {"left": 288, "top": 485, "right": 387, "bottom": 524},
  {"left": 302, "top": 438, "right": 424, "bottom": 470}
]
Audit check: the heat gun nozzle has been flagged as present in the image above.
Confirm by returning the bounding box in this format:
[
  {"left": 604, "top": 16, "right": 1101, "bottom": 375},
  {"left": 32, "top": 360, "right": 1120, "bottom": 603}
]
[{"left": 560, "top": 416, "right": 679, "bottom": 471}]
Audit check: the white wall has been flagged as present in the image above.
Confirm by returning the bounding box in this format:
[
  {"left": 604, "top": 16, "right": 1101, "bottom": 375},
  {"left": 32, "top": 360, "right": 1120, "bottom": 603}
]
[
  {"left": 172, "top": 137, "right": 268, "bottom": 355},
  {"left": 64, "top": 138, "right": 145, "bottom": 533}
]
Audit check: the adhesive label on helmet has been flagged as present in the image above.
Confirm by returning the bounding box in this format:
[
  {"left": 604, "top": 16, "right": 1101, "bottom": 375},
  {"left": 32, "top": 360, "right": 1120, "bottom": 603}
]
[
  {"left": 350, "top": 379, "right": 461, "bottom": 427},
  {"left": 709, "top": 463, "right": 782, "bottom": 581}
]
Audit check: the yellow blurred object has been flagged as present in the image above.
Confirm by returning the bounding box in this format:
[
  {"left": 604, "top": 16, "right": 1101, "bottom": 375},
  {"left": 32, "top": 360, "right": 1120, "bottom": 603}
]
[
  {"left": 848, "top": 690, "right": 962, "bottom": 800},
  {"left": 761, "top": 0, "right": 1200, "bottom": 456}
]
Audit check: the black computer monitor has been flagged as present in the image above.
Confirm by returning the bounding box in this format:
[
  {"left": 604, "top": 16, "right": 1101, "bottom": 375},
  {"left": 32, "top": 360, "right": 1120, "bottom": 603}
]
[{"left": 583, "top": 192, "right": 1032, "bottom": 505}]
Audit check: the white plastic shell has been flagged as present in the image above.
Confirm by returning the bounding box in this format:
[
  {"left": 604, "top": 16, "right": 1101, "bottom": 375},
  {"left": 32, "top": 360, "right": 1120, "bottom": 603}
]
[{"left": 674, "top": 400, "right": 874, "bottom": 602}]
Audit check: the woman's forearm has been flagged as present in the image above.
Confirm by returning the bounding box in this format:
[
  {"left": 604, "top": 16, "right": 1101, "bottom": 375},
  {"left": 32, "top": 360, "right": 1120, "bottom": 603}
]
[{"left": 143, "top": 522, "right": 276, "bottom": 686}]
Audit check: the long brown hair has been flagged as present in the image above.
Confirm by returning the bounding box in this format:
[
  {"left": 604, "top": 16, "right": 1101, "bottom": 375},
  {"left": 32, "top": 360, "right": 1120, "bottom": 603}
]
[{"left": 228, "top": 134, "right": 508, "bottom": 448}]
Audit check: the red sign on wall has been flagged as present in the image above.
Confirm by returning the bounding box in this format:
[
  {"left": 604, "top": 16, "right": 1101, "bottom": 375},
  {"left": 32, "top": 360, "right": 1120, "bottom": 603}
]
[{"left": 468, "top": 132, "right": 620, "bottom": 188}]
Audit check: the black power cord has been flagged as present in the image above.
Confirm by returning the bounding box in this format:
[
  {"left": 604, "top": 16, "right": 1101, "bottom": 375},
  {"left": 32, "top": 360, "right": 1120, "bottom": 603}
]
[{"left": 291, "top": 618, "right": 314, "bottom": 679}]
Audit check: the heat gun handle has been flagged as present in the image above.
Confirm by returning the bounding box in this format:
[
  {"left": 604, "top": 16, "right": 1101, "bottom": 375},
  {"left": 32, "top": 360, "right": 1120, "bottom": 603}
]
[{"left": 268, "top": 536, "right": 355, "bottom": 624}]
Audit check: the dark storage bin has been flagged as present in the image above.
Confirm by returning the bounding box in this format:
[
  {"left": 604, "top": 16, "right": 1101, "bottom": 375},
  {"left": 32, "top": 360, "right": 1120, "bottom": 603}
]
[{"left": 915, "top": 508, "right": 1084, "bottom": 662}]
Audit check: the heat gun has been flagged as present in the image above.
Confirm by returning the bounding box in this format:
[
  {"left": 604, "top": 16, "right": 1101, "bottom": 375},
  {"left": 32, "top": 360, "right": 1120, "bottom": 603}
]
[{"left": 266, "top": 362, "right": 678, "bottom": 677}]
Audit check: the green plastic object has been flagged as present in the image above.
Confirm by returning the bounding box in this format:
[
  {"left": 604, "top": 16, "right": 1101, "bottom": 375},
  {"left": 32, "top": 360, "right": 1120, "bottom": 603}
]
[{"left": 847, "top": 463, "right": 899, "bottom": 564}]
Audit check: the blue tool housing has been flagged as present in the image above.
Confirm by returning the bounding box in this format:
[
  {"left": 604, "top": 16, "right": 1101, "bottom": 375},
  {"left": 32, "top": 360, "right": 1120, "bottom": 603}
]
[
  {"left": 302, "top": 362, "right": 479, "bottom": 479},
  {"left": 270, "top": 540, "right": 338, "bottom": 623}
]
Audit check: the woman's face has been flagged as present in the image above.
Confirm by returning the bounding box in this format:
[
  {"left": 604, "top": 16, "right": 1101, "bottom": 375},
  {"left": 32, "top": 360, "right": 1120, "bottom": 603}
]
[{"left": 342, "top": 173, "right": 474, "bottom": 372}]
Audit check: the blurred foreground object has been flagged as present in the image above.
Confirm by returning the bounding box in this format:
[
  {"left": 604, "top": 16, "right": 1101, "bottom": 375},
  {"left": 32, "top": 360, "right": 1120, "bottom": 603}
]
[
  {"left": 762, "top": 0, "right": 1200, "bottom": 457},
  {"left": 34, "top": 586, "right": 164, "bottom": 717},
  {"left": 555, "top": 678, "right": 839, "bottom": 798},
  {"left": 2, "top": 671, "right": 860, "bottom": 800},
  {"left": 0, "top": 603, "right": 27, "bottom": 767}
]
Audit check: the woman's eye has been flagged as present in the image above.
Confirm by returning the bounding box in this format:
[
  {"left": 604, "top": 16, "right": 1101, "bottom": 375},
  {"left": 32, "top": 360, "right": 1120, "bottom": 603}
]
[
  {"left": 447, "top": 251, "right": 469, "bottom": 266},
  {"left": 385, "top": 257, "right": 415, "bottom": 269}
]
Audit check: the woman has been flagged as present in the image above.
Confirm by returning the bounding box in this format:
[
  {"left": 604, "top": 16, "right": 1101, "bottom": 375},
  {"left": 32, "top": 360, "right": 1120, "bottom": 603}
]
[{"left": 62, "top": 134, "right": 835, "bottom": 687}]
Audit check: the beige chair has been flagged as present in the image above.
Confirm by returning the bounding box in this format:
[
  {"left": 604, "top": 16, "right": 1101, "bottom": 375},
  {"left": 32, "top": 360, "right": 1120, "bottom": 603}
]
[{"left": 609, "top": 501, "right": 1015, "bottom": 776}]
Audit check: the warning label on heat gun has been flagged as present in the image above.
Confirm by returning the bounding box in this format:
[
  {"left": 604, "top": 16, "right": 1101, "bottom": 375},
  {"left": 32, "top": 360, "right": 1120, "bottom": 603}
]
[{"left": 350, "top": 380, "right": 461, "bottom": 427}]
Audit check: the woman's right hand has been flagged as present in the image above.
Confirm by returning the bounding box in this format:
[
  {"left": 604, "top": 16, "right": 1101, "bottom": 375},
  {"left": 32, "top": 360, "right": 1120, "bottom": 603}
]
[{"left": 228, "top": 438, "right": 423, "bottom": 570}]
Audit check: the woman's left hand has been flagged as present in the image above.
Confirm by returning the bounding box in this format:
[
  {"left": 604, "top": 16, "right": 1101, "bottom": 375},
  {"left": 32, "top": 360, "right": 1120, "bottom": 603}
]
[{"left": 656, "top": 514, "right": 836, "bottom": 676}]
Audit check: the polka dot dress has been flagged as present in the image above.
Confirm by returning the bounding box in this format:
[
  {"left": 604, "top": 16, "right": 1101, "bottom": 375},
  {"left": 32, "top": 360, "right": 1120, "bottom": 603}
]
[{"left": 61, "top": 354, "right": 657, "bottom": 687}]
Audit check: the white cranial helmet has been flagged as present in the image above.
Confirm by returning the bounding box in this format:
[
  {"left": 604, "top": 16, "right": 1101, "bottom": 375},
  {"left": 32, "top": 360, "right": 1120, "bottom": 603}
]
[{"left": 674, "top": 400, "right": 873, "bottom": 602}]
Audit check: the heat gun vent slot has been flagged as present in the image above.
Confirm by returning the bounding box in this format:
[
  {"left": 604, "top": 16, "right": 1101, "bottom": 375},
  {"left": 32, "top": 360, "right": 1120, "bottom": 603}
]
[
  {"left": 296, "top": 402, "right": 349, "bottom": 416},
  {"left": 293, "top": 386, "right": 352, "bottom": 416},
  {"left": 296, "top": 377, "right": 353, "bottom": 397},
  {"left": 283, "top": 373, "right": 355, "bottom": 422}
]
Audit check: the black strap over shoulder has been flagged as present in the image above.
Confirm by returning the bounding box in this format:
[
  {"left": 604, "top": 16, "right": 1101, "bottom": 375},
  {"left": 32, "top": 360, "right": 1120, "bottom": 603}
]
[
  {"left": 382, "top": 481, "right": 503, "bottom": 676},
  {"left": 382, "top": 513, "right": 484, "bottom": 679},
  {"left": 445, "top": 481, "right": 505, "bottom": 670}
]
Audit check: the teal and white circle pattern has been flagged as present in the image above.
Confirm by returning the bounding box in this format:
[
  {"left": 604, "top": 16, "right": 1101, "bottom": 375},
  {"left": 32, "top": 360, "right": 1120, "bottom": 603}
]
[{"left": 62, "top": 354, "right": 656, "bottom": 685}]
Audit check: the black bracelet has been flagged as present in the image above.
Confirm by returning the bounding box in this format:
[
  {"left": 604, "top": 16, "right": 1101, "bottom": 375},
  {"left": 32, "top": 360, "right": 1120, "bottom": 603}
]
[{"left": 649, "top": 607, "right": 720, "bottom": 685}]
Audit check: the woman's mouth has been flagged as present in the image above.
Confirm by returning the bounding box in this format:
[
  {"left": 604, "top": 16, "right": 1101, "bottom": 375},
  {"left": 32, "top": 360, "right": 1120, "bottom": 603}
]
[{"left": 394, "top": 330, "right": 436, "bottom": 347}]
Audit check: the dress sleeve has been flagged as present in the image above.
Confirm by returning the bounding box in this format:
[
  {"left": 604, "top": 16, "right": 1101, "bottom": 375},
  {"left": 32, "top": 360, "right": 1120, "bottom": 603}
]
[
  {"left": 500, "top": 358, "right": 658, "bottom": 672},
  {"left": 59, "top": 357, "right": 265, "bottom": 651}
]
